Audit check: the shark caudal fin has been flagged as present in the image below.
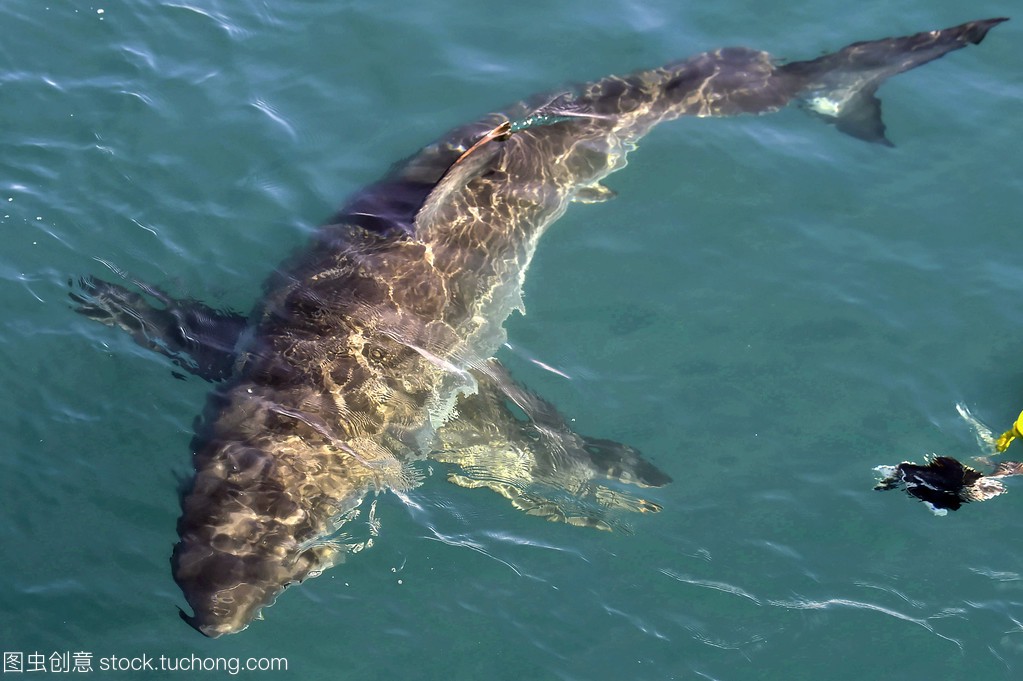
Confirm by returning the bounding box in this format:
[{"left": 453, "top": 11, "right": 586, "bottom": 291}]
[{"left": 781, "top": 17, "right": 1008, "bottom": 145}]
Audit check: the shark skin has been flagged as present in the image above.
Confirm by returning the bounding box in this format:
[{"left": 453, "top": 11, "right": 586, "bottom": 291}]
[{"left": 71, "top": 18, "right": 1006, "bottom": 637}]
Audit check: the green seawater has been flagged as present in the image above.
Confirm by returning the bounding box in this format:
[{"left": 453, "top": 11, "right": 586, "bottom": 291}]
[{"left": 1, "top": 1, "right": 1022, "bottom": 679}]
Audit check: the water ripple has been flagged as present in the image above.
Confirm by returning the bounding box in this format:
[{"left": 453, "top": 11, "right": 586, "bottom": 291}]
[
  {"left": 970, "top": 567, "right": 1023, "bottom": 583},
  {"left": 658, "top": 568, "right": 762, "bottom": 605},
  {"left": 161, "top": 2, "right": 251, "bottom": 40},
  {"left": 249, "top": 97, "right": 298, "bottom": 141},
  {"left": 767, "top": 596, "right": 964, "bottom": 650},
  {"left": 421, "top": 527, "right": 539, "bottom": 581}
]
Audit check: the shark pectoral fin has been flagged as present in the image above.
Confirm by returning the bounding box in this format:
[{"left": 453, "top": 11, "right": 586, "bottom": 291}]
[
  {"left": 457, "top": 359, "right": 672, "bottom": 491},
  {"left": 446, "top": 470, "right": 616, "bottom": 531},
  {"left": 447, "top": 461, "right": 662, "bottom": 530},
  {"left": 580, "top": 436, "right": 672, "bottom": 488},
  {"left": 70, "top": 275, "right": 162, "bottom": 338},
  {"left": 592, "top": 485, "right": 662, "bottom": 514},
  {"left": 571, "top": 182, "right": 617, "bottom": 204},
  {"left": 433, "top": 360, "right": 667, "bottom": 530},
  {"left": 70, "top": 275, "right": 246, "bottom": 381}
]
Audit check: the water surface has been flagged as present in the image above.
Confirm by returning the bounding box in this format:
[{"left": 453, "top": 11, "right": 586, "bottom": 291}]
[{"left": 1, "top": 1, "right": 1022, "bottom": 678}]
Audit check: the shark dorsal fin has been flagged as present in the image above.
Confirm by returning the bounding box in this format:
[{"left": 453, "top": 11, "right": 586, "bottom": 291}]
[{"left": 414, "top": 121, "right": 512, "bottom": 233}]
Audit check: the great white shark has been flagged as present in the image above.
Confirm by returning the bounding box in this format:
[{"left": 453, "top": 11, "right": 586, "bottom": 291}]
[{"left": 72, "top": 18, "right": 1006, "bottom": 636}]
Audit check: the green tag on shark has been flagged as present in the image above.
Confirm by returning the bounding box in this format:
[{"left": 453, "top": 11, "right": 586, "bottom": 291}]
[{"left": 509, "top": 112, "right": 575, "bottom": 132}]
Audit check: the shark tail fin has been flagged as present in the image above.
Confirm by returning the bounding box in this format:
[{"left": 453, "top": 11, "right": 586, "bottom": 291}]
[{"left": 780, "top": 17, "right": 1008, "bottom": 145}]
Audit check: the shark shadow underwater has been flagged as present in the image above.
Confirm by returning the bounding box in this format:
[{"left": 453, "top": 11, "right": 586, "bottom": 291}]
[{"left": 72, "top": 18, "right": 1006, "bottom": 636}]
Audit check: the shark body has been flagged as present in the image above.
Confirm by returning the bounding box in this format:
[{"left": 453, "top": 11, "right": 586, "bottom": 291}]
[{"left": 72, "top": 18, "right": 1006, "bottom": 636}]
